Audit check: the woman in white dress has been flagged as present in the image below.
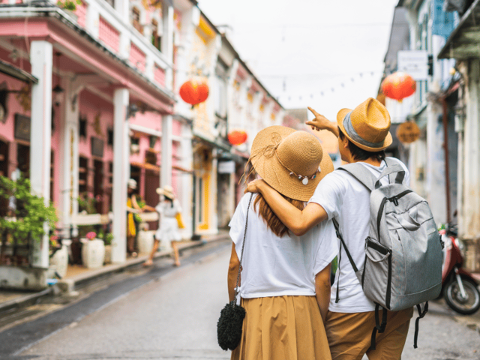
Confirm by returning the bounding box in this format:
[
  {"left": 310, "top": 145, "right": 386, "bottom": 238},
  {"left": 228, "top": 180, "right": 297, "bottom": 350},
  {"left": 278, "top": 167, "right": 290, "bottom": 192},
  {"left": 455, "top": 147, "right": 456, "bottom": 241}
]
[{"left": 144, "top": 185, "right": 182, "bottom": 266}]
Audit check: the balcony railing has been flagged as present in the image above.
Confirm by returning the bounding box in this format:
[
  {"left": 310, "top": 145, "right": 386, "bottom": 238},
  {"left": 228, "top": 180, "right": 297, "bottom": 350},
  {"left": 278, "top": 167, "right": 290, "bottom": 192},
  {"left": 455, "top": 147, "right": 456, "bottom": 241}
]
[{"left": 0, "top": 0, "right": 173, "bottom": 92}]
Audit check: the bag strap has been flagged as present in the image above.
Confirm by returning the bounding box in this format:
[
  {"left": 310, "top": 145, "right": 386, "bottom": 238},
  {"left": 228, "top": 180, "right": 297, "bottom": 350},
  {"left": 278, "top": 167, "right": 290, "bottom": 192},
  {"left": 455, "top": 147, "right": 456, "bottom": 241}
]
[
  {"left": 370, "top": 303, "right": 388, "bottom": 350},
  {"left": 333, "top": 218, "right": 358, "bottom": 304},
  {"left": 234, "top": 194, "right": 254, "bottom": 302},
  {"left": 337, "top": 163, "right": 377, "bottom": 192},
  {"left": 333, "top": 218, "right": 358, "bottom": 272},
  {"left": 414, "top": 302, "right": 428, "bottom": 349}
]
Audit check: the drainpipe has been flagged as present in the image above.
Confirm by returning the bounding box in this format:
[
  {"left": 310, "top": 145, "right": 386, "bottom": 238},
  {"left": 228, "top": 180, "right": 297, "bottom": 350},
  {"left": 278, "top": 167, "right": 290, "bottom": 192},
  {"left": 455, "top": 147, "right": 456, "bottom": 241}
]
[{"left": 441, "top": 97, "right": 452, "bottom": 224}]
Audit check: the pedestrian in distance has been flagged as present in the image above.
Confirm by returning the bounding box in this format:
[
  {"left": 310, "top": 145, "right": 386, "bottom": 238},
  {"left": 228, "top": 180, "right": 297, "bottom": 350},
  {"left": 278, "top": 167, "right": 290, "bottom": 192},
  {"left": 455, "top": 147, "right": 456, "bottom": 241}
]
[
  {"left": 144, "top": 185, "right": 182, "bottom": 267},
  {"left": 228, "top": 126, "right": 337, "bottom": 360},
  {"left": 245, "top": 98, "right": 414, "bottom": 360},
  {"left": 126, "top": 179, "right": 141, "bottom": 257}
]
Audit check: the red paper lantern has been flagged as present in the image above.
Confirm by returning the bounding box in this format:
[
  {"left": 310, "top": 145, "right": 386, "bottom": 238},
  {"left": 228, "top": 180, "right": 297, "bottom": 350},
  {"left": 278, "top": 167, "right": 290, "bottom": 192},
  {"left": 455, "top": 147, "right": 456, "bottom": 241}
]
[
  {"left": 228, "top": 130, "right": 248, "bottom": 146},
  {"left": 179, "top": 78, "right": 209, "bottom": 105},
  {"left": 381, "top": 72, "right": 416, "bottom": 101}
]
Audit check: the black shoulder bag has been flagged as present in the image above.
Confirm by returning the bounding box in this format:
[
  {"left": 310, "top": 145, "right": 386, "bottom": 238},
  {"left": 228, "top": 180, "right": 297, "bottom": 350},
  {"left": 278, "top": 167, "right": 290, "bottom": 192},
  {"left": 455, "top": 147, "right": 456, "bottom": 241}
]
[{"left": 217, "top": 194, "right": 253, "bottom": 351}]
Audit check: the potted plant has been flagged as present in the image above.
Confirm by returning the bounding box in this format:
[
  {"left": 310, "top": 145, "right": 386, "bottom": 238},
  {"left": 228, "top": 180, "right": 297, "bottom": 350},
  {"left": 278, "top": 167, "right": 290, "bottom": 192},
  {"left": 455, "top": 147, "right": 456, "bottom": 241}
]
[
  {"left": 81, "top": 231, "right": 105, "bottom": 269},
  {"left": 103, "top": 232, "right": 114, "bottom": 265},
  {"left": 0, "top": 176, "right": 58, "bottom": 290}
]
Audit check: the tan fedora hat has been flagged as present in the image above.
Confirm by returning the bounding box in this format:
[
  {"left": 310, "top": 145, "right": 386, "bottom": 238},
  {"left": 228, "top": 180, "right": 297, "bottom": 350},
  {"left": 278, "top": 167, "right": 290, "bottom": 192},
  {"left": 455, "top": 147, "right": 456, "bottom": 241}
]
[
  {"left": 250, "top": 126, "right": 334, "bottom": 202},
  {"left": 156, "top": 185, "right": 175, "bottom": 199},
  {"left": 337, "top": 97, "right": 393, "bottom": 152}
]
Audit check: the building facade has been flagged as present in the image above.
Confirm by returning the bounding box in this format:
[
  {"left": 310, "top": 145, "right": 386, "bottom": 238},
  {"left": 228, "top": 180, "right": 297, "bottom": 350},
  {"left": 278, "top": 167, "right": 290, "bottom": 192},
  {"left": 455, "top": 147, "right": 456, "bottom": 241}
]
[{"left": 0, "top": 0, "right": 287, "bottom": 288}]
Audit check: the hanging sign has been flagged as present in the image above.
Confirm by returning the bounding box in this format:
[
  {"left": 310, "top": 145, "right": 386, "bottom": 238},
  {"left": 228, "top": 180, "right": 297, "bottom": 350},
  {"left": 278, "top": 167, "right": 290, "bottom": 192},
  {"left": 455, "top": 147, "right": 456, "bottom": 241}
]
[
  {"left": 396, "top": 122, "right": 421, "bottom": 144},
  {"left": 218, "top": 161, "right": 235, "bottom": 174},
  {"left": 397, "top": 51, "right": 428, "bottom": 81}
]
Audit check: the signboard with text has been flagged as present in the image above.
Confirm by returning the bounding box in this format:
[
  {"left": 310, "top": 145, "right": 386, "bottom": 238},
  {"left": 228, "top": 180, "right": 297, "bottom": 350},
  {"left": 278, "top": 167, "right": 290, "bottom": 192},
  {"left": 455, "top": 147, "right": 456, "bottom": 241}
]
[
  {"left": 218, "top": 161, "right": 235, "bottom": 174},
  {"left": 398, "top": 50, "right": 428, "bottom": 80}
]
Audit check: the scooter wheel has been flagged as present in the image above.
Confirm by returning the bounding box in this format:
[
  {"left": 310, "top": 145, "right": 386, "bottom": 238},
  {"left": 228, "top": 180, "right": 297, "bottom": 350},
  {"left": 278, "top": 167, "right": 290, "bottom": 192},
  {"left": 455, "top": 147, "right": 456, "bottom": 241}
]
[{"left": 444, "top": 276, "right": 480, "bottom": 315}]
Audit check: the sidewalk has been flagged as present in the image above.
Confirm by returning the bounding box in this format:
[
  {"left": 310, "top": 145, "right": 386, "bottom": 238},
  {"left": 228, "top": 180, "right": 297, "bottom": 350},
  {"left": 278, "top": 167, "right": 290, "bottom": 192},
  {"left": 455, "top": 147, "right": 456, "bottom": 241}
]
[
  {"left": 0, "top": 231, "right": 230, "bottom": 313},
  {"left": 453, "top": 273, "right": 480, "bottom": 335}
]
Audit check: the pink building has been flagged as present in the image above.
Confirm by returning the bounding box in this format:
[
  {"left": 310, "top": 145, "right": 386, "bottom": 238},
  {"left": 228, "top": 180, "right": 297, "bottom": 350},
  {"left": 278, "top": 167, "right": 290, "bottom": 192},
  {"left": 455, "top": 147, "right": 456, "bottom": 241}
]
[{"left": 0, "top": 0, "right": 188, "bottom": 273}]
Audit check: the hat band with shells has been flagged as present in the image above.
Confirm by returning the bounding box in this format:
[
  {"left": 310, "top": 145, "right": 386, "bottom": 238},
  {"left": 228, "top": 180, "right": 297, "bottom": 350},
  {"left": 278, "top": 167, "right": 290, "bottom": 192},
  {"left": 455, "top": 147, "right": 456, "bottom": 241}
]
[{"left": 274, "top": 151, "right": 320, "bottom": 185}]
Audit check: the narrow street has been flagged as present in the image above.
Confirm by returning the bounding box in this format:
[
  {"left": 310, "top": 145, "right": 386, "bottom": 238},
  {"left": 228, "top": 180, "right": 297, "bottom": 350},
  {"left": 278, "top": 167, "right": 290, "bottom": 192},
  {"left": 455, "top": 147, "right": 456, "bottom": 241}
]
[{"left": 0, "top": 241, "right": 477, "bottom": 360}]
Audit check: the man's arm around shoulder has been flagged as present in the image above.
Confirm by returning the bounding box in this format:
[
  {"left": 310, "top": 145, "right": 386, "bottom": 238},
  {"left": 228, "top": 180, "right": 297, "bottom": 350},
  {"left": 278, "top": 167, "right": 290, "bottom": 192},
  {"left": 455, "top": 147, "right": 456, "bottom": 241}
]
[{"left": 246, "top": 179, "right": 328, "bottom": 236}]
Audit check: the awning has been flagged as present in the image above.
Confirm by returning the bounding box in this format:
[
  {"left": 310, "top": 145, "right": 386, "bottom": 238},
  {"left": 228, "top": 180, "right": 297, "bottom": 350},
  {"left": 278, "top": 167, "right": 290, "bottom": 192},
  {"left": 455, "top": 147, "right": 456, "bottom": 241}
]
[
  {"left": 438, "top": 0, "right": 480, "bottom": 59},
  {"left": 0, "top": 59, "right": 38, "bottom": 84},
  {"left": 193, "top": 131, "right": 231, "bottom": 152}
]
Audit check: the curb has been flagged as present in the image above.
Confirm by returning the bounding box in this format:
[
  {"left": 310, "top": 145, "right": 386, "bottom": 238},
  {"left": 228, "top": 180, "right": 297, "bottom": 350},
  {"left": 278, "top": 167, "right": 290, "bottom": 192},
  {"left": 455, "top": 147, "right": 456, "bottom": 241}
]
[
  {"left": 0, "top": 288, "right": 53, "bottom": 314},
  {"left": 0, "top": 233, "right": 230, "bottom": 313}
]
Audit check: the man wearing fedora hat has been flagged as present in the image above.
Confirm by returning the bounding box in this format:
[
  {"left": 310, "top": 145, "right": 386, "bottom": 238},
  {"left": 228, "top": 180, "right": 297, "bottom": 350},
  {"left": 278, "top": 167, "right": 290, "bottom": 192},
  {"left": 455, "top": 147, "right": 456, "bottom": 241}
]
[{"left": 246, "top": 98, "right": 413, "bottom": 360}]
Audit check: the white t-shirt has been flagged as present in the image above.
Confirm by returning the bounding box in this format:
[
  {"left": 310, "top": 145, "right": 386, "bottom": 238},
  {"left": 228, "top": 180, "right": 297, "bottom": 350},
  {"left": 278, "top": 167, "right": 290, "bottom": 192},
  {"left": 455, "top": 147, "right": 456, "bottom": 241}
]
[
  {"left": 309, "top": 158, "right": 410, "bottom": 313},
  {"left": 229, "top": 193, "right": 338, "bottom": 299}
]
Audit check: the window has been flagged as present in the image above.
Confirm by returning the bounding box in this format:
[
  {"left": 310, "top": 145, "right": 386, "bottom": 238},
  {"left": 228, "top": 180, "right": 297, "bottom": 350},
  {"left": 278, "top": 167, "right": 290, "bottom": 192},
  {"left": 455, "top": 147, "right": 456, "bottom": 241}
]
[
  {"left": 79, "top": 156, "right": 88, "bottom": 194},
  {"left": 132, "top": 7, "right": 143, "bottom": 34},
  {"left": 107, "top": 128, "right": 114, "bottom": 147},
  {"left": 151, "top": 19, "right": 162, "bottom": 51},
  {"left": 215, "top": 58, "right": 228, "bottom": 119},
  {"left": 79, "top": 116, "right": 87, "bottom": 138}
]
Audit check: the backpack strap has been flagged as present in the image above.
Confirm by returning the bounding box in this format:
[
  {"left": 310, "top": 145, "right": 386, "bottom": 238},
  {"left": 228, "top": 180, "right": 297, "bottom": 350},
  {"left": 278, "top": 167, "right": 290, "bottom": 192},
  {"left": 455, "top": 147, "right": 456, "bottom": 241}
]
[
  {"left": 370, "top": 304, "right": 388, "bottom": 350},
  {"left": 414, "top": 302, "right": 429, "bottom": 349},
  {"left": 337, "top": 163, "right": 377, "bottom": 192},
  {"left": 332, "top": 218, "right": 358, "bottom": 303}
]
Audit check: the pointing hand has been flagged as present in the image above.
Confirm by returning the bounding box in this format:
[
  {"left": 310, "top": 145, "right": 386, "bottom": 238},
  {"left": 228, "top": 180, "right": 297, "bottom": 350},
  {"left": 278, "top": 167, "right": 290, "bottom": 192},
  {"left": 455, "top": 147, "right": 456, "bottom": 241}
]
[{"left": 306, "top": 107, "right": 333, "bottom": 132}]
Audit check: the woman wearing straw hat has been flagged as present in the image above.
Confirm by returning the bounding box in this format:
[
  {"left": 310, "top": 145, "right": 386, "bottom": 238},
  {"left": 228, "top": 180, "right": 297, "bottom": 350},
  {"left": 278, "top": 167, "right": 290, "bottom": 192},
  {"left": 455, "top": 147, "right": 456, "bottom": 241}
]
[
  {"left": 228, "top": 126, "right": 337, "bottom": 360},
  {"left": 144, "top": 185, "right": 182, "bottom": 267},
  {"left": 245, "top": 98, "right": 413, "bottom": 360}
]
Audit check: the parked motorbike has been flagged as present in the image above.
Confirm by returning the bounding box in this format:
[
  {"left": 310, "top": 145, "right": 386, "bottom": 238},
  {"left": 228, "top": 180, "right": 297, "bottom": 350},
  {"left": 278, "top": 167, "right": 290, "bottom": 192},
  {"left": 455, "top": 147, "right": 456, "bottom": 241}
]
[{"left": 440, "top": 224, "right": 480, "bottom": 315}]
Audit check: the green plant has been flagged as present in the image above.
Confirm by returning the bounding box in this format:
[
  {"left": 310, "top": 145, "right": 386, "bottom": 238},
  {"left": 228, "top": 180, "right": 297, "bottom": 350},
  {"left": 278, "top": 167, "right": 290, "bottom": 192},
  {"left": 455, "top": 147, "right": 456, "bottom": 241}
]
[
  {"left": 77, "top": 192, "right": 97, "bottom": 214},
  {"left": 0, "top": 176, "right": 58, "bottom": 244},
  {"left": 104, "top": 233, "right": 114, "bottom": 246},
  {"left": 57, "top": 0, "right": 82, "bottom": 11}
]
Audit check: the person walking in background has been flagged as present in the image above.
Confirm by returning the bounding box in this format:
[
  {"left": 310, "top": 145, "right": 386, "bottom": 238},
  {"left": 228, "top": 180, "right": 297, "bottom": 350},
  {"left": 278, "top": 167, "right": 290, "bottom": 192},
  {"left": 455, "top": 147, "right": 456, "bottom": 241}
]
[
  {"left": 144, "top": 185, "right": 182, "bottom": 267},
  {"left": 228, "top": 126, "right": 337, "bottom": 360},
  {"left": 245, "top": 98, "right": 413, "bottom": 360},
  {"left": 126, "top": 179, "right": 142, "bottom": 257}
]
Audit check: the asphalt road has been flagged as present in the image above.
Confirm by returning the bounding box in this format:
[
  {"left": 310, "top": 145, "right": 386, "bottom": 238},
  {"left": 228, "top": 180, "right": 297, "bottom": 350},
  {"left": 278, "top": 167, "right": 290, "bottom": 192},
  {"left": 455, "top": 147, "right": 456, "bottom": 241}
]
[{"left": 1, "top": 242, "right": 479, "bottom": 360}]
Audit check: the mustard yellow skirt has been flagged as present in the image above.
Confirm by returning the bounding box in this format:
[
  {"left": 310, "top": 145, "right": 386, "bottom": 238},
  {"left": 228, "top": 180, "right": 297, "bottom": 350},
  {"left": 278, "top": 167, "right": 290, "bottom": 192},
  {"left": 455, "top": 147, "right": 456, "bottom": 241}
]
[{"left": 231, "top": 296, "right": 332, "bottom": 360}]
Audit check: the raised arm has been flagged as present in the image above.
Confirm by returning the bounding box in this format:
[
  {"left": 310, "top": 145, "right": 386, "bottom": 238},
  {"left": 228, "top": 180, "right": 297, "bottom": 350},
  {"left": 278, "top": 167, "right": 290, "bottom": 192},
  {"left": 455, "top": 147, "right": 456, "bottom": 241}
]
[
  {"left": 306, "top": 107, "right": 339, "bottom": 138},
  {"left": 245, "top": 180, "right": 328, "bottom": 236}
]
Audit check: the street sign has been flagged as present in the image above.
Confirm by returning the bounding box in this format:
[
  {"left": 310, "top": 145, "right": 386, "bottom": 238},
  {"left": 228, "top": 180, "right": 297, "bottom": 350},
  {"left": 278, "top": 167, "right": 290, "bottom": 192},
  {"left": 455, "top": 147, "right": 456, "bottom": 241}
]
[
  {"left": 218, "top": 160, "right": 235, "bottom": 174},
  {"left": 397, "top": 50, "right": 428, "bottom": 81},
  {"left": 396, "top": 121, "right": 421, "bottom": 144}
]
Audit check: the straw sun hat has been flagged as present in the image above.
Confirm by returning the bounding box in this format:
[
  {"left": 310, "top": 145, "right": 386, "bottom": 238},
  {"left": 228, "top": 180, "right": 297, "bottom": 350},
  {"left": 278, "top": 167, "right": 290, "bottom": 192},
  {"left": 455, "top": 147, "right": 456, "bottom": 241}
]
[
  {"left": 337, "top": 97, "right": 392, "bottom": 152},
  {"left": 156, "top": 185, "right": 175, "bottom": 199},
  {"left": 250, "top": 126, "right": 334, "bottom": 202}
]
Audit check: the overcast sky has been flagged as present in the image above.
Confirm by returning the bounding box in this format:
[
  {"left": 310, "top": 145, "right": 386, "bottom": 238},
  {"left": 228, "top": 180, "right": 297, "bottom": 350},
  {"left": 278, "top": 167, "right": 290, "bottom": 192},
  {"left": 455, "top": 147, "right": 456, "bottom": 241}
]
[{"left": 198, "top": 0, "right": 398, "bottom": 121}]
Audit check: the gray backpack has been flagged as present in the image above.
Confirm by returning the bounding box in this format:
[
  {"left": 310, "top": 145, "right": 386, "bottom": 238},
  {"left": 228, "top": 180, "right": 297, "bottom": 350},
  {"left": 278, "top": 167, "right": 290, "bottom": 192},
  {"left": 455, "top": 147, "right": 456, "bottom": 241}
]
[{"left": 333, "top": 158, "right": 443, "bottom": 349}]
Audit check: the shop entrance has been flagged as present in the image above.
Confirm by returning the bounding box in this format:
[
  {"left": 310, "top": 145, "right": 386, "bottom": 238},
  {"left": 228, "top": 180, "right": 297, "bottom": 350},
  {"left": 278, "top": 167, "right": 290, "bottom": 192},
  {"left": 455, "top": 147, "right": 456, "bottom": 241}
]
[
  {"left": 144, "top": 169, "right": 159, "bottom": 230},
  {"left": 17, "top": 143, "right": 29, "bottom": 178}
]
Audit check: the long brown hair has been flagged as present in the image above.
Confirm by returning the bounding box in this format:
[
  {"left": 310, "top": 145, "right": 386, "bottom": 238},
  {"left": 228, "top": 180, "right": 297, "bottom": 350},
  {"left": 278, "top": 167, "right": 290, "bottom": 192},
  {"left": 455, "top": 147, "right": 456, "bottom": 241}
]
[{"left": 254, "top": 193, "right": 304, "bottom": 237}]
